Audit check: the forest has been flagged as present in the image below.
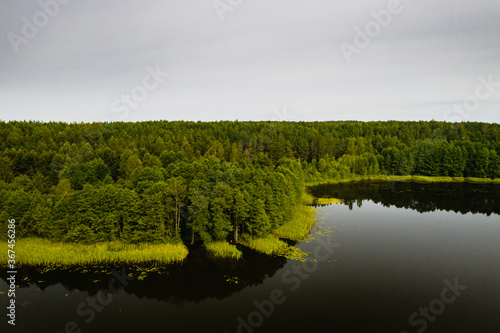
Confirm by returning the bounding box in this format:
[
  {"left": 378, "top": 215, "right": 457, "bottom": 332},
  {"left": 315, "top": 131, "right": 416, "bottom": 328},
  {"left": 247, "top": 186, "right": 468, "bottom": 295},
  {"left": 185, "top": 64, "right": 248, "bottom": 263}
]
[{"left": 0, "top": 120, "right": 499, "bottom": 250}]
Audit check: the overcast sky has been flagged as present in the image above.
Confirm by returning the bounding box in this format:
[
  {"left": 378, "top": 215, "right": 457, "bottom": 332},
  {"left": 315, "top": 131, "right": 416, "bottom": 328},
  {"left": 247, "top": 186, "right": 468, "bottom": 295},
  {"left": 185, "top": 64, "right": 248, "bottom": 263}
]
[{"left": 1, "top": 0, "right": 499, "bottom": 123}]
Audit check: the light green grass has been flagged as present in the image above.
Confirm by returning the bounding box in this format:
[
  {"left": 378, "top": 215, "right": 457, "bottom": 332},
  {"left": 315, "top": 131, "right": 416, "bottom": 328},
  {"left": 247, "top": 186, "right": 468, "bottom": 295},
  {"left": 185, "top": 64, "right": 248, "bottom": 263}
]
[
  {"left": 273, "top": 192, "right": 317, "bottom": 241},
  {"left": 305, "top": 175, "right": 498, "bottom": 186},
  {"left": 1, "top": 238, "right": 189, "bottom": 268},
  {"left": 315, "top": 198, "right": 343, "bottom": 205},
  {"left": 462, "top": 177, "right": 497, "bottom": 183},
  {"left": 274, "top": 205, "right": 316, "bottom": 241},
  {"left": 205, "top": 241, "right": 242, "bottom": 260},
  {"left": 239, "top": 235, "right": 289, "bottom": 256},
  {"left": 239, "top": 236, "right": 308, "bottom": 261}
]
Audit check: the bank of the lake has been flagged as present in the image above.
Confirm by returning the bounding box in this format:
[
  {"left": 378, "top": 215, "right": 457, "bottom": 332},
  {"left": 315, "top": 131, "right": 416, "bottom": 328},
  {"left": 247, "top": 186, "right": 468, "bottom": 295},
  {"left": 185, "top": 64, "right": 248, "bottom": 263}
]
[
  {"left": 6, "top": 193, "right": 318, "bottom": 267},
  {"left": 1, "top": 238, "right": 189, "bottom": 268},
  {"left": 235, "top": 192, "right": 315, "bottom": 258},
  {"left": 305, "top": 174, "right": 500, "bottom": 186},
  {"left": 8, "top": 176, "right": 498, "bottom": 267}
]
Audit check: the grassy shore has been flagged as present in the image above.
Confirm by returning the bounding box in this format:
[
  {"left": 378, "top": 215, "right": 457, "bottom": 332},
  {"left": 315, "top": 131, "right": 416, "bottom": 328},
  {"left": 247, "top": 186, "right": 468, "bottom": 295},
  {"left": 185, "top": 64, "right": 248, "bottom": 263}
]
[
  {"left": 205, "top": 241, "right": 242, "bottom": 260},
  {"left": 273, "top": 192, "right": 316, "bottom": 241},
  {"left": 315, "top": 198, "right": 343, "bottom": 205},
  {"left": 239, "top": 236, "right": 289, "bottom": 256},
  {"left": 238, "top": 236, "right": 308, "bottom": 261},
  {"left": 274, "top": 205, "right": 316, "bottom": 241},
  {"left": 237, "top": 192, "right": 316, "bottom": 261},
  {"left": 305, "top": 175, "right": 500, "bottom": 186},
  {"left": 10, "top": 176, "right": 495, "bottom": 267},
  {"left": 2, "top": 238, "right": 189, "bottom": 268}
]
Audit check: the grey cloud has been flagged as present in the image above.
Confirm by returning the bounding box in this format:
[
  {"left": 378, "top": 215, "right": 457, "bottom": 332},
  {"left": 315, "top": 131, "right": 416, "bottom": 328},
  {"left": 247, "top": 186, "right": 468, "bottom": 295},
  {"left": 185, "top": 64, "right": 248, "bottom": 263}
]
[{"left": 0, "top": 0, "right": 498, "bottom": 123}]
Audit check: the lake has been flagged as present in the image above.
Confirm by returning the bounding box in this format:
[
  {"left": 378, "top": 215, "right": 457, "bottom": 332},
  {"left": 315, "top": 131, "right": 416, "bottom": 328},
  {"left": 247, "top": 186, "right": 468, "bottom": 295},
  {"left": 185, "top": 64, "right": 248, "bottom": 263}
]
[{"left": 1, "top": 181, "right": 499, "bottom": 333}]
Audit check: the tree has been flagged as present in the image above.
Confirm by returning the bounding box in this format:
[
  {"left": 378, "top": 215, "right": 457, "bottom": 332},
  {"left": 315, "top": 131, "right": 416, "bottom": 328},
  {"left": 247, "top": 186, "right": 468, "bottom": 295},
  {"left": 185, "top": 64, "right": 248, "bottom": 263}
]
[
  {"left": 167, "top": 177, "right": 187, "bottom": 237},
  {"left": 188, "top": 185, "right": 211, "bottom": 244},
  {"left": 124, "top": 154, "right": 143, "bottom": 179},
  {"left": 382, "top": 147, "right": 400, "bottom": 175},
  {"left": 233, "top": 189, "right": 249, "bottom": 241},
  {"left": 230, "top": 142, "right": 239, "bottom": 164},
  {"left": 248, "top": 197, "right": 270, "bottom": 237},
  {"left": 0, "top": 155, "right": 14, "bottom": 182},
  {"left": 142, "top": 153, "right": 162, "bottom": 168},
  {"left": 210, "top": 197, "right": 232, "bottom": 241}
]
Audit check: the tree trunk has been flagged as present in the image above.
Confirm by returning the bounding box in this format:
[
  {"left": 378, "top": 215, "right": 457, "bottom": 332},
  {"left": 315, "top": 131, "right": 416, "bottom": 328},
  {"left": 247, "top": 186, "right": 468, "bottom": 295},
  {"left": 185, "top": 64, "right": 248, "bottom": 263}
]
[
  {"left": 234, "top": 218, "right": 238, "bottom": 242},
  {"left": 175, "top": 199, "right": 178, "bottom": 237}
]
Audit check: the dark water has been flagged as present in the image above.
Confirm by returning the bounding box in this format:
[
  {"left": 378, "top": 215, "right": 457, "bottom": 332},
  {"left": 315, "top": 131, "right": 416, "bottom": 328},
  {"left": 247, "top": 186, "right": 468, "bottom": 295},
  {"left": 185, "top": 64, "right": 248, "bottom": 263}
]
[{"left": 1, "top": 182, "right": 499, "bottom": 333}]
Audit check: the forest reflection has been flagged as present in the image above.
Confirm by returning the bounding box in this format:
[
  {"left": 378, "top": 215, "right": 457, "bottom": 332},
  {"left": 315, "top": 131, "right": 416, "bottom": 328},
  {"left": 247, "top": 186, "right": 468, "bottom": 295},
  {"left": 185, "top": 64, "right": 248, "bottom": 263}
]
[{"left": 309, "top": 181, "right": 500, "bottom": 216}]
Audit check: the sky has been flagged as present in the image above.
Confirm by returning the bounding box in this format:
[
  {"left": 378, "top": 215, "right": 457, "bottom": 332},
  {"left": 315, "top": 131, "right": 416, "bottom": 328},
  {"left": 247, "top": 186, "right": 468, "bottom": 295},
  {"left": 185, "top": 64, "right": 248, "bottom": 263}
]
[{"left": 0, "top": 0, "right": 499, "bottom": 123}]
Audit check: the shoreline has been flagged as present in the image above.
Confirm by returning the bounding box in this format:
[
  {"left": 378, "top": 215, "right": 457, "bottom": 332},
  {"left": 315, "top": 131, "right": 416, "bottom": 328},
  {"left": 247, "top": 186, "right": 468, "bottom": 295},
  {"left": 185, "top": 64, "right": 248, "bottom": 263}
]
[
  {"left": 6, "top": 176, "right": 498, "bottom": 268},
  {"left": 0, "top": 238, "right": 189, "bottom": 269},
  {"left": 305, "top": 175, "right": 500, "bottom": 187}
]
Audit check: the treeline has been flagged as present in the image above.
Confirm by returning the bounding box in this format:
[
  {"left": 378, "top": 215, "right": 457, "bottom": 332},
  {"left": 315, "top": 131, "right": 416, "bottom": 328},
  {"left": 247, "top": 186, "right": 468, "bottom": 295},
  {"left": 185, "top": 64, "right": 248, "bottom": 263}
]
[{"left": 0, "top": 120, "right": 498, "bottom": 244}]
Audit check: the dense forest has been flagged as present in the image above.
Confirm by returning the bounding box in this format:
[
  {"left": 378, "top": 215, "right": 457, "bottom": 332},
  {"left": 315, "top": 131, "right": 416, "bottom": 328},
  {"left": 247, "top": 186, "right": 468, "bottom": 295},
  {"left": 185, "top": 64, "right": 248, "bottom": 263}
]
[{"left": 0, "top": 120, "right": 499, "bottom": 245}]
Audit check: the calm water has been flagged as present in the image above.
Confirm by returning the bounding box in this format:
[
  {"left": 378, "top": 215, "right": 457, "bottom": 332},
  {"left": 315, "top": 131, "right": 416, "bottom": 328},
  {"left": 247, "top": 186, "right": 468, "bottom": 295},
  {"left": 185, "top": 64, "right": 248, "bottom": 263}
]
[{"left": 1, "top": 182, "right": 499, "bottom": 333}]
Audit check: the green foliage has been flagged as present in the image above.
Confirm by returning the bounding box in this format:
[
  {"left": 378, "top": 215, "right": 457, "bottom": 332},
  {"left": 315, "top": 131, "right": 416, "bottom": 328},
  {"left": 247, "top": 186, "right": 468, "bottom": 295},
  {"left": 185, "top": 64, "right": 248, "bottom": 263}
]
[{"left": 0, "top": 120, "right": 498, "bottom": 255}]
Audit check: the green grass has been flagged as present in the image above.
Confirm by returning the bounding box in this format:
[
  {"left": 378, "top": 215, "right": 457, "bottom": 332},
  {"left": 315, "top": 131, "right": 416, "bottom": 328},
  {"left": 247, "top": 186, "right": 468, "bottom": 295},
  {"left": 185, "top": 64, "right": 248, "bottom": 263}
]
[
  {"left": 273, "top": 192, "right": 317, "bottom": 241},
  {"left": 239, "top": 236, "right": 308, "bottom": 261},
  {"left": 2, "top": 238, "right": 189, "bottom": 268},
  {"left": 239, "top": 235, "right": 289, "bottom": 256},
  {"left": 462, "top": 177, "right": 497, "bottom": 183},
  {"left": 315, "top": 198, "right": 343, "bottom": 205},
  {"left": 274, "top": 205, "right": 316, "bottom": 241},
  {"left": 205, "top": 241, "right": 242, "bottom": 260},
  {"left": 305, "top": 175, "right": 498, "bottom": 186}
]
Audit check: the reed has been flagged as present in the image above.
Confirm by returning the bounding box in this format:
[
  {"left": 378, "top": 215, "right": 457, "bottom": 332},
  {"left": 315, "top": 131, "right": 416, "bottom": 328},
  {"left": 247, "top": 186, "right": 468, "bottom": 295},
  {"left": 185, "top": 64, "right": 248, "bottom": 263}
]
[
  {"left": 315, "top": 198, "right": 343, "bottom": 205},
  {"left": 463, "top": 177, "right": 497, "bottom": 183},
  {"left": 305, "top": 175, "right": 498, "bottom": 186},
  {"left": 274, "top": 205, "right": 316, "bottom": 241},
  {"left": 239, "top": 236, "right": 308, "bottom": 261},
  {"left": 205, "top": 241, "right": 242, "bottom": 260},
  {"left": 239, "top": 236, "right": 289, "bottom": 256},
  {"left": 2, "top": 238, "right": 189, "bottom": 268}
]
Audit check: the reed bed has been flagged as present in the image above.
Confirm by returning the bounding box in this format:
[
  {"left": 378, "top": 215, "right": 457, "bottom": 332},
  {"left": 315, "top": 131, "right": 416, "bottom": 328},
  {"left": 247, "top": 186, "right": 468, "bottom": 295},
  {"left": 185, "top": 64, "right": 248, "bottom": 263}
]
[
  {"left": 205, "top": 241, "right": 242, "bottom": 260},
  {"left": 239, "top": 236, "right": 308, "bottom": 261},
  {"left": 315, "top": 198, "right": 343, "bottom": 205},
  {"left": 305, "top": 175, "right": 499, "bottom": 186},
  {"left": 240, "top": 236, "right": 289, "bottom": 256},
  {"left": 2, "top": 238, "right": 189, "bottom": 267},
  {"left": 274, "top": 205, "right": 316, "bottom": 241}
]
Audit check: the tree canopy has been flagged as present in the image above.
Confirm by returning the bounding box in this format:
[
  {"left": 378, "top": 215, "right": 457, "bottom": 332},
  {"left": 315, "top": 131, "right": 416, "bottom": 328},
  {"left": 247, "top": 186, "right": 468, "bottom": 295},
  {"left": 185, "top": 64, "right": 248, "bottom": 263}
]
[{"left": 0, "top": 120, "right": 498, "bottom": 244}]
